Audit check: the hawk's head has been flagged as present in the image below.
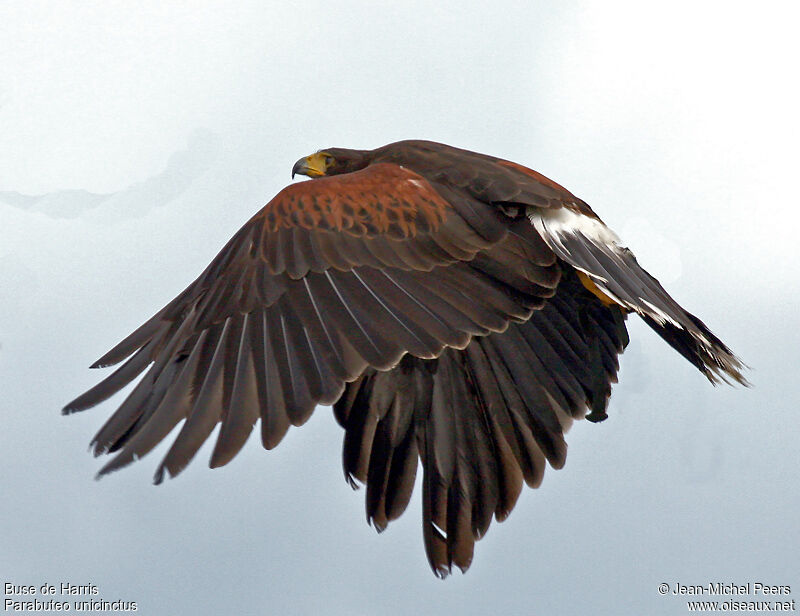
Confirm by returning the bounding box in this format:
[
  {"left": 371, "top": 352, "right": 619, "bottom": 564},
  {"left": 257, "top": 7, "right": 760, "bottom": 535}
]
[{"left": 292, "top": 148, "right": 370, "bottom": 179}]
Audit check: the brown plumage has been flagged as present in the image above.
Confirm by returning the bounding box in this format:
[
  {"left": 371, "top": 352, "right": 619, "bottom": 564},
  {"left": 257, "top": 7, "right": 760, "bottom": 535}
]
[{"left": 65, "top": 139, "right": 746, "bottom": 577}]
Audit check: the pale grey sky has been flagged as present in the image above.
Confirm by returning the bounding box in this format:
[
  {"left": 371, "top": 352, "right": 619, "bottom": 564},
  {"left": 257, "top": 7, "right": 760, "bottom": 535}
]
[{"left": 2, "top": 2, "right": 798, "bottom": 614}]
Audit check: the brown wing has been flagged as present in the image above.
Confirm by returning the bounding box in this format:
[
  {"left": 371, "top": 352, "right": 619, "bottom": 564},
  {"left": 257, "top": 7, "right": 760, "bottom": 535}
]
[
  {"left": 382, "top": 141, "right": 744, "bottom": 385},
  {"left": 64, "top": 162, "right": 560, "bottom": 484},
  {"left": 334, "top": 266, "right": 629, "bottom": 576}
]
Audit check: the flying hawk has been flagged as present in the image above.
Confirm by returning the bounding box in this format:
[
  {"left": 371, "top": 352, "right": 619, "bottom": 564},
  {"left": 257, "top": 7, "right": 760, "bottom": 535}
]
[{"left": 65, "top": 140, "right": 746, "bottom": 577}]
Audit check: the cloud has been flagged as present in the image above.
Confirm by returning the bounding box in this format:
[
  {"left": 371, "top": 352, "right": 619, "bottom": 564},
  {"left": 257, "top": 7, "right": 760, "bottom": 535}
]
[{"left": 0, "top": 130, "right": 220, "bottom": 220}]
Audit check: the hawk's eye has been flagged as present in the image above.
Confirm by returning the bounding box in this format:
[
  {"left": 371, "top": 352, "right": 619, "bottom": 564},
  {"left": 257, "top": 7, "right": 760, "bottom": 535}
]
[{"left": 324, "top": 155, "right": 334, "bottom": 166}]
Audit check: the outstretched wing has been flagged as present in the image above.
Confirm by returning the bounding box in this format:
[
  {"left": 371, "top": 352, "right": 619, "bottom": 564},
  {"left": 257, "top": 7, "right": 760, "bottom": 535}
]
[
  {"left": 374, "top": 139, "right": 745, "bottom": 386},
  {"left": 334, "top": 266, "right": 629, "bottom": 576},
  {"left": 64, "top": 162, "right": 561, "bottom": 484}
]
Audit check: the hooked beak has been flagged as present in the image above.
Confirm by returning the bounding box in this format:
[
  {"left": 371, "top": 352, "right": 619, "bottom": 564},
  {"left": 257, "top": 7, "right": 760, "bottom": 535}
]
[
  {"left": 292, "top": 158, "right": 310, "bottom": 179},
  {"left": 292, "top": 153, "right": 327, "bottom": 179}
]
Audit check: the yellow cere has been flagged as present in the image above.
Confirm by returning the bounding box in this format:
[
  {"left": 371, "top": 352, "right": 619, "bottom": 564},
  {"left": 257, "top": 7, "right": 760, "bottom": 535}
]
[{"left": 303, "top": 152, "right": 331, "bottom": 177}]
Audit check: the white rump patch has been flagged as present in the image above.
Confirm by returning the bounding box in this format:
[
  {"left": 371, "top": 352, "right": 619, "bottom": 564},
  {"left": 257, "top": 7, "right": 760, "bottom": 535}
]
[{"left": 529, "top": 205, "right": 621, "bottom": 248}]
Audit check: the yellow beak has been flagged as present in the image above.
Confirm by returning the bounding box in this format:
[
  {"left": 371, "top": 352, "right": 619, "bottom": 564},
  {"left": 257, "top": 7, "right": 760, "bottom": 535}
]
[{"left": 292, "top": 153, "right": 328, "bottom": 178}]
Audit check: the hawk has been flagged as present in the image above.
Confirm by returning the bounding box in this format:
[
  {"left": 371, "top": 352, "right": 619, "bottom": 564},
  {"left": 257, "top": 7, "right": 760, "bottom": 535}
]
[{"left": 65, "top": 140, "right": 746, "bottom": 577}]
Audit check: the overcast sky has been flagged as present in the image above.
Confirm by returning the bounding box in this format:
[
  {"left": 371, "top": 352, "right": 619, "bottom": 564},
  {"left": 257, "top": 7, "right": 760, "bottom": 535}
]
[{"left": 2, "top": 2, "right": 798, "bottom": 614}]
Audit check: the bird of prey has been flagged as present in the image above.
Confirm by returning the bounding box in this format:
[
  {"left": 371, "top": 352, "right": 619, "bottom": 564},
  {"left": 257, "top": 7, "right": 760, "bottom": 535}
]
[{"left": 65, "top": 140, "right": 746, "bottom": 577}]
